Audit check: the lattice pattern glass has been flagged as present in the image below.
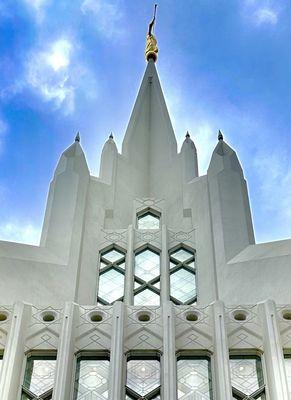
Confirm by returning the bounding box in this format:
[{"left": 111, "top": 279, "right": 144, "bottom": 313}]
[
  {"left": 137, "top": 212, "right": 160, "bottom": 230},
  {"left": 98, "top": 247, "right": 126, "bottom": 304},
  {"left": 74, "top": 357, "right": 110, "bottom": 400},
  {"left": 22, "top": 356, "right": 56, "bottom": 398},
  {"left": 169, "top": 247, "right": 196, "bottom": 304},
  {"left": 230, "top": 356, "right": 265, "bottom": 398},
  {"left": 177, "top": 358, "right": 213, "bottom": 399},
  {"left": 285, "top": 356, "right": 291, "bottom": 398},
  {"left": 134, "top": 248, "right": 160, "bottom": 306},
  {"left": 126, "top": 359, "right": 160, "bottom": 398}
]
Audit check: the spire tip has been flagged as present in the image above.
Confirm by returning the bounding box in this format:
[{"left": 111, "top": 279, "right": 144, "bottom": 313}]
[
  {"left": 109, "top": 132, "right": 114, "bottom": 139},
  {"left": 185, "top": 131, "right": 190, "bottom": 139},
  {"left": 218, "top": 130, "right": 223, "bottom": 141},
  {"left": 75, "top": 132, "right": 80, "bottom": 142}
]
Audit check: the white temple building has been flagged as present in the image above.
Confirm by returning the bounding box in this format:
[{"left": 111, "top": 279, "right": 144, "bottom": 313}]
[{"left": 0, "top": 16, "right": 291, "bottom": 400}]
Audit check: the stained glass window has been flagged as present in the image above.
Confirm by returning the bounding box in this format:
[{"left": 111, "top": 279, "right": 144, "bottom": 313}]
[
  {"left": 21, "top": 355, "right": 56, "bottom": 400},
  {"left": 98, "top": 247, "right": 126, "bottom": 305},
  {"left": 230, "top": 355, "right": 265, "bottom": 399},
  {"left": 177, "top": 357, "right": 213, "bottom": 399},
  {"left": 134, "top": 248, "right": 160, "bottom": 306},
  {"left": 126, "top": 356, "right": 161, "bottom": 399},
  {"left": 284, "top": 355, "right": 291, "bottom": 398},
  {"left": 137, "top": 210, "right": 160, "bottom": 230},
  {"left": 169, "top": 246, "right": 196, "bottom": 304},
  {"left": 73, "top": 355, "right": 110, "bottom": 400}
]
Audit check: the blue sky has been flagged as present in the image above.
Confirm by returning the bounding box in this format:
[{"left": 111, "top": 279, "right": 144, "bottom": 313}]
[{"left": 0, "top": 0, "right": 291, "bottom": 245}]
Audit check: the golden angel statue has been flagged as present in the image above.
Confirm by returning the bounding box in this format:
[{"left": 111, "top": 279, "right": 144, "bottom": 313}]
[{"left": 145, "top": 5, "right": 158, "bottom": 62}]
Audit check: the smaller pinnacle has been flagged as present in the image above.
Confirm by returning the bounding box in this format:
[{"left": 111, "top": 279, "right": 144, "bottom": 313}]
[
  {"left": 109, "top": 132, "right": 114, "bottom": 139},
  {"left": 185, "top": 131, "right": 190, "bottom": 138},
  {"left": 218, "top": 130, "right": 223, "bottom": 141},
  {"left": 75, "top": 132, "right": 80, "bottom": 142}
]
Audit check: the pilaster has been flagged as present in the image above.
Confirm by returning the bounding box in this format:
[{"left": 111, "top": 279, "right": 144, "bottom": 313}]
[
  {"left": 258, "top": 300, "right": 289, "bottom": 399},
  {"left": 124, "top": 225, "right": 134, "bottom": 305},
  {"left": 0, "top": 302, "right": 31, "bottom": 400},
  {"left": 162, "top": 301, "right": 177, "bottom": 398},
  {"left": 161, "top": 224, "right": 170, "bottom": 303}
]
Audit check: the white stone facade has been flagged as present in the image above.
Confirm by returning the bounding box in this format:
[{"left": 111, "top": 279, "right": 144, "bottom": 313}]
[{"left": 0, "top": 59, "right": 291, "bottom": 399}]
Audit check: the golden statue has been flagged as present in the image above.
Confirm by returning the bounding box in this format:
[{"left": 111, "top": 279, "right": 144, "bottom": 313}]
[{"left": 145, "top": 4, "right": 158, "bottom": 62}]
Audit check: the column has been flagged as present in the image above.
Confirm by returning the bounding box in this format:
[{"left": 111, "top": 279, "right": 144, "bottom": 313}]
[
  {"left": 162, "top": 301, "right": 177, "bottom": 398},
  {"left": 109, "top": 301, "right": 125, "bottom": 400},
  {"left": 124, "top": 225, "right": 134, "bottom": 305},
  {"left": 0, "top": 301, "right": 31, "bottom": 400},
  {"left": 212, "top": 300, "right": 233, "bottom": 400},
  {"left": 53, "top": 302, "right": 79, "bottom": 400},
  {"left": 258, "top": 300, "right": 289, "bottom": 399},
  {"left": 161, "top": 224, "right": 170, "bottom": 303}
]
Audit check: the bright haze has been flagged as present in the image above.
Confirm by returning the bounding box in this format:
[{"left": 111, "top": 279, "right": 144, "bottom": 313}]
[{"left": 0, "top": 0, "right": 290, "bottom": 244}]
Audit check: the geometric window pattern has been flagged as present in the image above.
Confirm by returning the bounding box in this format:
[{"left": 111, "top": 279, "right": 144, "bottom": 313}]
[
  {"left": 126, "top": 357, "right": 161, "bottom": 399},
  {"left": 73, "top": 355, "right": 110, "bottom": 400},
  {"left": 134, "top": 247, "right": 160, "bottom": 306},
  {"left": 230, "top": 355, "right": 265, "bottom": 400},
  {"left": 284, "top": 355, "right": 291, "bottom": 398},
  {"left": 97, "top": 247, "right": 126, "bottom": 305},
  {"left": 137, "top": 210, "right": 160, "bottom": 230},
  {"left": 21, "top": 355, "right": 56, "bottom": 400},
  {"left": 169, "top": 247, "right": 196, "bottom": 304},
  {"left": 177, "top": 357, "right": 213, "bottom": 399}
]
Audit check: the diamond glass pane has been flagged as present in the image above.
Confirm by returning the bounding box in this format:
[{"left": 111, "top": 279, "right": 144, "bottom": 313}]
[
  {"left": 170, "top": 268, "right": 196, "bottom": 303},
  {"left": 74, "top": 358, "right": 109, "bottom": 400},
  {"left": 127, "top": 359, "right": 160, "bottom": 396},
  {"left": 23, "top": 357, "right": 56, "bottom": 396},
  {"left": 177, "top": 358, "right": 212, "bottom": 399},
  {"left": 230, "top": 356, "right": 264, "bottom": 396},
  {"left": 102, "top": 249, "right": 124, "bottom": 263},
  {"left": 135, "top": 250, "right": 160, "bottom": 282},
  {"left": 171, "top": 248, "right": 193, "bottom": 263},
  {"left": 134, "top": 289, "right": 160, "bottom": 306},
  {"left": 98, "top": 269, "right": 124, "bottom": 303},
  {"left": 285, "top": 357, "right": 291, "bottom": 397},
  {"left": 138, "top": 213, "right": 160, "bottom": 230}
]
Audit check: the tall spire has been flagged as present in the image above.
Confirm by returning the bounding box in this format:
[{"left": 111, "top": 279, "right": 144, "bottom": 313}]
[
  {"left": 75, "top": 132, "right": 80, "bottom": 142},
  {"left": 145, "top": 4, "right": 158, "bottom": 62}
]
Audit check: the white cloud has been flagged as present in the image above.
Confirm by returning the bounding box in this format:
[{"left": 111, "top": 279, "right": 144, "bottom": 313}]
[
  {"left": 0, "top": 221, "right": 41, "bottom": 245},
  {"left": 194, "top": 123, "right": 217, "bottom": 174},
  {"left": 81, "top": 0, "right": 124, "bottom": 38},
  {"left": 254, "top": 7, "right": 278, "bottom": 25},
  {"left": 23, "top": 0, "right": 49, "bottom": 23},
  {"left": 26, "top": 38, "right": 76, "bottom": 114}
]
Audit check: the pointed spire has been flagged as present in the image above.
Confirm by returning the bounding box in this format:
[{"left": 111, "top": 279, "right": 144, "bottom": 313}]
[
  {"left": 75, "top": 132, "right": 80, "bottom": 143},
  {"left": 109, "top": 132, "right": 114, "bottom": 139},
  {"left": 185, "top": 131, "right": 190, "bottom": 139},
  {"left": 218, "top": 130, "right": 223, "bottom": 141}
]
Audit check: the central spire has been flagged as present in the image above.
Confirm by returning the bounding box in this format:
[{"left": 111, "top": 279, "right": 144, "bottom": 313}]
[{"left": 145, "top": 4, "right": 158, "bottom": 62}]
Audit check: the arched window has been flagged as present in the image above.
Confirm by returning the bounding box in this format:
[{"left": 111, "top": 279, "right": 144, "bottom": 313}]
[
  {"left": 137, "top": 208, "right": 160, "bottom": 230},
  {"left": 73, "top": 352, "right": 110, "bottom": 400},
  {"left": 126, "top": 352, "right": 161, "bottom": 399},
  {"left": 230, "top": 354, "right": 265, "bottom": 399},
  {"left": 169, "top": 246, "right": 196, "bottom": 304},
  {"left": 133, "top": 246, "right": 161, "bottom": 306},
  {"left": 97, "top": 246, "right": 126, "bottom": 305},
  {"left": 21, "top": 352, "right": 57, "bottom": 400}
]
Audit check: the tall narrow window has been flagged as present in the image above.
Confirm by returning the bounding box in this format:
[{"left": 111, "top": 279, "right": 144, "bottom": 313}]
[
  {"left": 126, "top": 353, "right": 161, "bottom": 399},
  {"left": 97, "top": 247, "right": 126, "bottom": 305},
  {"left": 177, "top": 355, "right": 213, "bottom": 399},
  {"left": 73, "top": 353, "right": 110, "bottom": 400},
  {"left": 284, "top": 354, "right": 291, "bottom": 397},
  {"left": 134, "top": 247, "right": 160, "bottom": 306},
  {"left": 230, "top": 355, "right": 265, "bottom": 399},
  {"left": 137, "top": 209, "right": 160, "bottom": 230},
  {"left": 169, "top": 246, "right": 196, "bottom": 304},
  {"left": 22, "top": 354, "right": 56, "bottom": 400}
]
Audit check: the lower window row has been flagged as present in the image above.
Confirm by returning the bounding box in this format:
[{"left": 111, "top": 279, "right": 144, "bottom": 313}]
[{"left": 2, "top": 352, "right": 291, "bottom": 399}]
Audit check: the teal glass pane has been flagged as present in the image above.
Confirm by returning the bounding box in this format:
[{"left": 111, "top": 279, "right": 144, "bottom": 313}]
[
  {"left": 23, "top": 356, "right": 56, "bottom": 396},
  {"left": 134, "top": 289, "right": 160, "bottom": 306},
  {"left": 74, "top": 358, "right": 110, "bottom": 399},
  {"left": 170, "top": 268, "right": 196, "bottom": 303},
  {"left": 138, "top": 213, "right": 160, "bottom": 230},
  {"left": 102, "top": 249, "right": 124, "bottom": 263},
  {"left": 98, "top": 269, "right": 124, "bottom": 303},
  {"left": 230, "top": 356, "right": 264, "bottom": 396},
  {"left": 135, "top": 249, "right": 160, "bottom": 282},
  {"left": 127, "top": 359, "right": 160, "bottom": 396},
  {"left": 171, "top": 248, "right": 193, "bottom": 263},
  {"left": 177, "top": 358, "right": 212, "bottom": 399},
  {"left": 285, "top": 356, "right": 291, "bottom": 397}
]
